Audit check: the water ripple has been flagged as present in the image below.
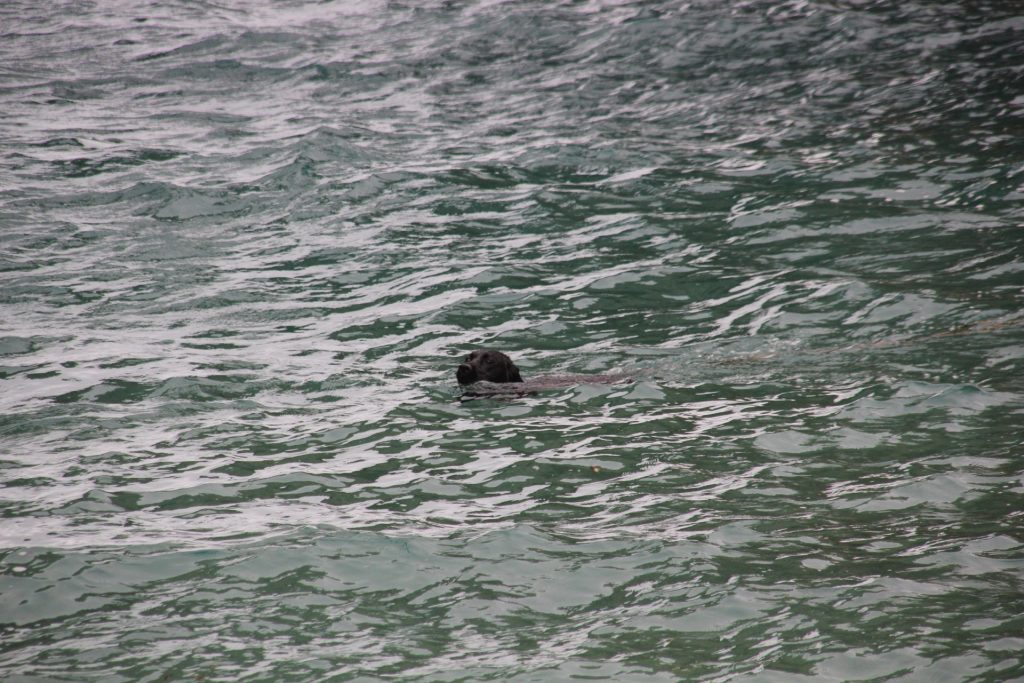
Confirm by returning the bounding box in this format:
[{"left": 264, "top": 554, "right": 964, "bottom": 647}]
[{"left": 2, "top": 0, "right": 1023, "bottom": 680}]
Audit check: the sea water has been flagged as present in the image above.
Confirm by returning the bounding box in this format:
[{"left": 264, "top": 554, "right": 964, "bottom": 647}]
[{"left": 1, "top": 1, "right": 1023, "bottom": 680}]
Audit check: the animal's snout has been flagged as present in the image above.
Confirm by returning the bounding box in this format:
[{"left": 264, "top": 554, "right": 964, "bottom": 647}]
[{"left": 456, "top": 363, "right": 477, "bottom": 385}]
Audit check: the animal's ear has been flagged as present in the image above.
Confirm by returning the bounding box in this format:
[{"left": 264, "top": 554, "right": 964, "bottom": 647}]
[{"left": 506, "top": 360, "right": 523, "bottom": 383}]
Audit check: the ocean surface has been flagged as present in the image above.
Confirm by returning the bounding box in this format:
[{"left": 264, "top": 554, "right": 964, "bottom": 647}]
[{"left": 2, "top": 1, "right": 1023, "bottom": 680}]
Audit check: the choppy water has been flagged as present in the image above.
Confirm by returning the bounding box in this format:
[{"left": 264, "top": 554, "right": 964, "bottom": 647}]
[{"left": 2, "top": 1, "right": 1024, "bottom": 680}]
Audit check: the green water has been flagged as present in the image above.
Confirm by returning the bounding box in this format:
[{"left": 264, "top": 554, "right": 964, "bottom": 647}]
[{"left": 1, "top": 1, "right": 1023, "bottom": 680}]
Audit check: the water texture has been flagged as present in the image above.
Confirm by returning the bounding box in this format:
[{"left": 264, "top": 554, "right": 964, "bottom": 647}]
[{"left": 2, "top": 0, "right": 1023, "bottom": 680}]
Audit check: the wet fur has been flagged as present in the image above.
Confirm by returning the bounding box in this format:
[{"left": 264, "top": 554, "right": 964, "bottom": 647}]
[
  {"left": 456, "top": 349, "right": 523, "bottom": 385},
  {"left": 455, "top": 349, "right": 630, "bottom": 392}
]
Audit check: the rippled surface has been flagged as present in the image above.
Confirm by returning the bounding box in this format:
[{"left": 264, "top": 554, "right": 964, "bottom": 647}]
[{"left": 2, "top": 1, "right": 1023, "bottom": 680}]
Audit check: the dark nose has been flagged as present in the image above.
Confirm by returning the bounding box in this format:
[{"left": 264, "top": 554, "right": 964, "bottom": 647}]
[{"left": 456, "top": 364, "right": 476, "bottom": 385}]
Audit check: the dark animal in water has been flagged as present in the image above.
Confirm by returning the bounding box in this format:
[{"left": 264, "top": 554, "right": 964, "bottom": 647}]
[
  {"left": 455, "top": 349, "right": 630, "bottom": 393},
  {"left": 456, "top": 349, "right": 523, "bottom": 385}
]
